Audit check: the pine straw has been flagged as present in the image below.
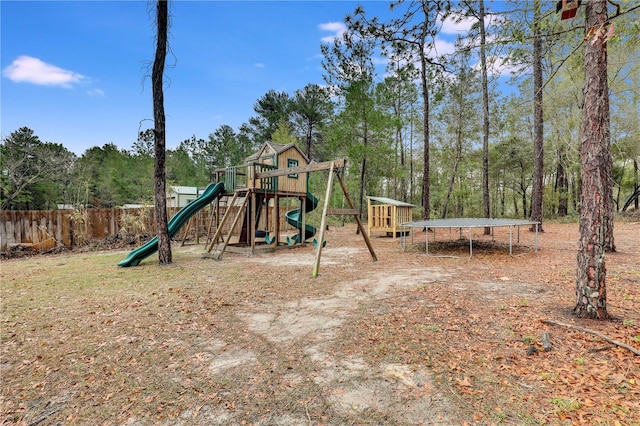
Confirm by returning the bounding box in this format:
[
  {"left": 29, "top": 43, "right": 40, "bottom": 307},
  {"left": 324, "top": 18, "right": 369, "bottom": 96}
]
[{"left": 1, "top": 221, "right": 638, "bottom": 425}]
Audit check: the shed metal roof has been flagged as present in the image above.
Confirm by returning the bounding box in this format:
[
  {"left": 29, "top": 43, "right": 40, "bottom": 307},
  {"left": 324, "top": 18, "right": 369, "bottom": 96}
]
[
  {"left": 169, "top": 186, "right": 199, "bottom": 195},
  {"left": 367, "top": 196, "right": 415, "bottom": 207}
]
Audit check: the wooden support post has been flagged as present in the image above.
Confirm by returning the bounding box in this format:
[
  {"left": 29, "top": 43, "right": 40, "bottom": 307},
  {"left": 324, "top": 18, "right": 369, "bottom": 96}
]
[
  {"left": 275, "top": 194, "right": 280, "bottom": 245},
  {"left": 180, "top": 216, "right": 193, "bottom": 247},
  {"left": 195, "top": 204, "right": 200, "bottom": 245},
  {"left": 313, "top": 162, "right": 335, "bottom": 277},
  {"left": 367, "top": 198, "right": 372, "bottom": 237},
  {"left": 205, "top": 203, "right": 216, "bottom": 244},
  {"left": 251, "top": 190, "right": 256, "bottom": 255},
  {"left": 336, "top": 171, "right": 377, "bottom": 262},
  {"left": 301, "top": 195, "right": 306, "bottom": 243}
]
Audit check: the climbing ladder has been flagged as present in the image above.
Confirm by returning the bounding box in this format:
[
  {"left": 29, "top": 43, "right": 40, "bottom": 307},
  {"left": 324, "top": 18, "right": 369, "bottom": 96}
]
[
  {"left": 204, "top": 190, "right": 249, "bottom": 260},
  {"left": 205, "top": 192, "right": 230, "bottom": 245}
]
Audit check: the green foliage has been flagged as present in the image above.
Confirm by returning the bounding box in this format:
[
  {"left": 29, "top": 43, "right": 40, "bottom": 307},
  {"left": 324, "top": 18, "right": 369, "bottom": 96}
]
[
  {"left": 74, "top": 143, "right": 153, "bottom": 208},
  {"left": 549, "top": 397, "right": 581, "bottom": 413},
  {"left": 291, "top": 83, "right": 334, "bottom": 162},
  {"left": 271, "top": 119, "right": 297, "bottom": 146},
  {"left": 0, "top": 127, "right": 76, "bottom": 210},
  {"left": 246, "top": 90, "right": 293, "bottom": 144},
  {"left": 7, "top": 1, "right": 639, "bottom": 217},
  {"left": 166, "top": 146, "right": 199, "bottom": 186}
]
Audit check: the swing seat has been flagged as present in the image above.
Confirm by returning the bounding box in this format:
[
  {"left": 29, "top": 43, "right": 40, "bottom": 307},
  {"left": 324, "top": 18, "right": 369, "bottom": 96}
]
[
  {"left": 264, "top": 233, "right": 276, "bottom": 245},
  {"left": 312, "top": 239, "right": 327, "bottom": 248}
]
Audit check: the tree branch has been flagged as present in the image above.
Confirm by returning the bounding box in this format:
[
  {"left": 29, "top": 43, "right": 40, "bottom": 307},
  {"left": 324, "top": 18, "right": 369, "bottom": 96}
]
[
  {"left": 541, "top": 38, "right": 585, "bottom": 92},
  {"left": 541, "top": 319, "right": 640, "bottom": 356}
]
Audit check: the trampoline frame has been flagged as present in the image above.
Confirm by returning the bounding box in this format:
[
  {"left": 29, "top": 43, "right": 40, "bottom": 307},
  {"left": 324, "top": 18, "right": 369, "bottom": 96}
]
[{"left": 399, "top": 218, "right": 540, "bottom": 258}]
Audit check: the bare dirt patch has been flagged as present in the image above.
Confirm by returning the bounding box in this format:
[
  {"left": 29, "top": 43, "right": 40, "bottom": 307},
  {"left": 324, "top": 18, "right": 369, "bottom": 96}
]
[{"left": 1, "top": 221, "right": 639, "bottom": 425}]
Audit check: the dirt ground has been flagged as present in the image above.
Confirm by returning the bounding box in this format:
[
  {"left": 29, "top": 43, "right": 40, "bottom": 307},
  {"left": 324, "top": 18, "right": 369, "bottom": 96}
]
[{"left": 1, "top": 220, "right": 639, "bottom": 425}]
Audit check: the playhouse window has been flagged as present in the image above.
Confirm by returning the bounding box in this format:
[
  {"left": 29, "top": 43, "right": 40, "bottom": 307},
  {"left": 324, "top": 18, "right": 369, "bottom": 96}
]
[{"left": 287, "top": 158, "right": 298, "bottom": 178}]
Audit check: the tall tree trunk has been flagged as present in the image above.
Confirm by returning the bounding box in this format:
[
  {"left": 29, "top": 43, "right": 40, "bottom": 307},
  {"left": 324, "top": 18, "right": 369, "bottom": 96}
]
[
  {"left": 442, "top": 152, "right": 461, "bottom": 219},
  {"left": 442, "top": 89, "right": 464, "bottom": 219},
  {"left": 575, "top": 0, "right": 610, "bottom": 319},
  {"left": 410, "top": 105, "right": 414, "bottom": 203},
  {"left": 421, "top": 53, "right": 430, "bottom": 220},
  {"left": 356, "top": 121, "right": 368, "bottom": 235},
  {"left": 153, "top": 0, "right": 171, "bottom": 264},
  {"left": 521, "top": 179, "right": 528, "bottom": 218},
  {"left": 530, "top": 0, "right": 545, "bottom": 232},
  {"left": 635, "top": 159, "right": 639, "bottom": 210},
  {"left": 419, "top": 10, "right": 431, "bottom": 221},
  {"left": 400, "top": 133, "right": 407, "bottom": 202},
  {"left": 500, "top": 180, "right": 505, "bottom": 216},
  {"left": 556, "top": 145, "right": 569, "bottom": 217},
  {"left": 479, "top": 0, "right": 491, "bottom": 234},
  {"left": 604, "top": 127, "right": 615, "bottom": 252},
  {"left": 305, "top": 123, "right": 313, "bottom": 161}
]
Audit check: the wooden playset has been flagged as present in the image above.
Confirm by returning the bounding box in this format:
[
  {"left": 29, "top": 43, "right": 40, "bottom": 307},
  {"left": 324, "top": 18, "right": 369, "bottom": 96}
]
[{"left": 203, "top": 142, "right": 376, "bottom": 275}]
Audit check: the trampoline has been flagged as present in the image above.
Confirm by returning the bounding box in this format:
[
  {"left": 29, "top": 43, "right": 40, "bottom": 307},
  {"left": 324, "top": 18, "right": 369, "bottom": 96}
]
[{"left": 400, "top": 218, "right": 540, "bottom": 257}]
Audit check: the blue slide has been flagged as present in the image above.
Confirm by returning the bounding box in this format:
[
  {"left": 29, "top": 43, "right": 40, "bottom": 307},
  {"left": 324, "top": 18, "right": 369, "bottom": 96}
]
[{"left": 118, "top": 182, "right": 224, "bottom": 267}]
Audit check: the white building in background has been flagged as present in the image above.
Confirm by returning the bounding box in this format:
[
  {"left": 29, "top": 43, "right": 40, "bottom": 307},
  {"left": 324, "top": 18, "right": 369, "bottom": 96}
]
[{"left": 166, "top": 186, "right": 200, "bottom": 208}]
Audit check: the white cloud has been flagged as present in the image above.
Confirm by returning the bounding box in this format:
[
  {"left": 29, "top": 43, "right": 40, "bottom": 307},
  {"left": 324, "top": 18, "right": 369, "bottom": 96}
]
[
  {"left": 440, "top": 15, "right": 475, "bottom": 35},
  {"left": 2, "top": 55, "right": 87, "bottom": 88},
  {"left": 87, "top": 88, "right": 105, "bottom": 96},
  {"left": 372, "top": 56, "right": 389, "bottom": 67},
  {"left": 432, "top": 38, "right": 457, "bottom": 57},
  {"left": 488, "top": 56, "right": 524, "bottom": 77},
  {"left": 254, "top": 62, "right": 265, "bottom": 68},
  {"left": 319, "top": 21, "right": 346, "bottom": 43}
]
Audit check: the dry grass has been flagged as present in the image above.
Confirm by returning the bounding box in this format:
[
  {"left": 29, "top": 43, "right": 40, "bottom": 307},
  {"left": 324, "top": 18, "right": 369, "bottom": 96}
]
[{"left": 1, "top": 220, "right": 639, "bottom": 425}]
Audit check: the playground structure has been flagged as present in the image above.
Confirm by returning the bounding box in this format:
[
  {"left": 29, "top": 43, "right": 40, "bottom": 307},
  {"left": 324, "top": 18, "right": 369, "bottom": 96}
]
[
  {"left": 205, "top": 143, "right": 377, "bottom": 275},
  {"left": 119, "top": 142, "right": 377, "bottom": 275},
  {"left": 366, "top": 196, "right": 415, "bottom": 239},
  {"left": 205, "top": 141, "right": 316, "bottom": 258}
]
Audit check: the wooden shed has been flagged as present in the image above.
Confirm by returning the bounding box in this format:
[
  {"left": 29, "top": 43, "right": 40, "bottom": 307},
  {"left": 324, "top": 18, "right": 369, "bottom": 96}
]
[{"left": 367, "top": 196, "right": 415, "bottom": 239}]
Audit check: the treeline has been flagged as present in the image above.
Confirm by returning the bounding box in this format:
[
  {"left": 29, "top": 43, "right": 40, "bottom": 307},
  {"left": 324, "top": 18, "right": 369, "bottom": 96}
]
[{"left": 1, "top": 1, "right": 638, "bottom": 218}]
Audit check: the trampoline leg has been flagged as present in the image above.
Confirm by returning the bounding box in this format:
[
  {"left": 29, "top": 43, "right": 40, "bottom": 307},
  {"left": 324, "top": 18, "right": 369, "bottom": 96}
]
[
  {"left": 535, "top": 224, "right": 539, "bottom": 252},
  {"left": 509, "top": 225, "right": 513, "bottom": 256},
  {"left": 469, "top": 228, "right": 473, "bottom": 258},
  {"left": 425, "top": 228, "right": 429, "bottom": 256}
]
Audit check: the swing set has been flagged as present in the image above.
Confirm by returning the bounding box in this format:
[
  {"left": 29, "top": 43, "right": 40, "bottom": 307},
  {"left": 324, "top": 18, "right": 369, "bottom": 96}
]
[{"left": 203, "top": 157, "right": 377, "bottom": 277}]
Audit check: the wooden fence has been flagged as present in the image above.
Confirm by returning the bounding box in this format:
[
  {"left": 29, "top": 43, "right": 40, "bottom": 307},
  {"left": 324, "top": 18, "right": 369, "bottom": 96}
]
[{"left": 1, "top": 205, "right": 296, "bottom": 253}]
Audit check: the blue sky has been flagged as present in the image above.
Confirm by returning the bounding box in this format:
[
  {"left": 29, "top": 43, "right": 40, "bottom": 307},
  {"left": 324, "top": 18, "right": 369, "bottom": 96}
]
[{"left": 2, "top": 1, "right": 478, "bottom": 156}]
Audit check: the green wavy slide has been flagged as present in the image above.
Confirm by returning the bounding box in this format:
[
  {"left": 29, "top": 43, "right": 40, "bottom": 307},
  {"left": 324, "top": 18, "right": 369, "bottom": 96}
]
[
  {"left": 285, "top": 190, "right": 320, "bottom": 245},
  {"left": 118, "top": 182, "right": 224, "bottom": 267}
]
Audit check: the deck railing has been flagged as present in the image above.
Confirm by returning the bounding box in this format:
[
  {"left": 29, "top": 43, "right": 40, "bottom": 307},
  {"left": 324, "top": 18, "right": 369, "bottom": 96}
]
[
  {"left": 219, "top": 165, "right": 248, "bottom": 191},
  {"left": 255, "top": 163, "right": 278, "bottom": 191},
  {"left": 217, "top": 163, "right": 278, "bottom": 192}
]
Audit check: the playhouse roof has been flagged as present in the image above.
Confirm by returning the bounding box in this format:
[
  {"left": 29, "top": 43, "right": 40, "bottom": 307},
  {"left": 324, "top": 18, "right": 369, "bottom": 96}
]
[
  {"left": 367, "top": 196, "right": 415, "bottom": 207},
  {"left": 245, "top": 141, "right": 309, "bottom": 164}
]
